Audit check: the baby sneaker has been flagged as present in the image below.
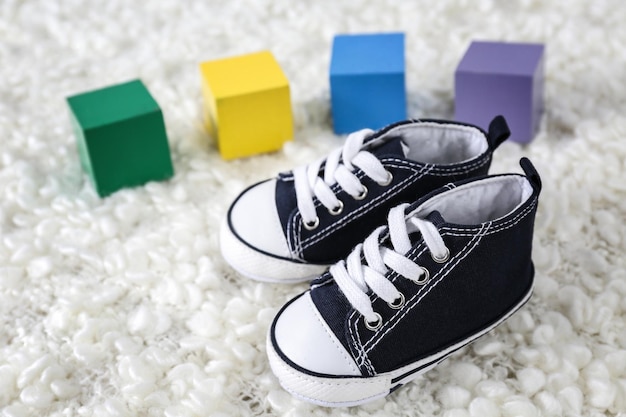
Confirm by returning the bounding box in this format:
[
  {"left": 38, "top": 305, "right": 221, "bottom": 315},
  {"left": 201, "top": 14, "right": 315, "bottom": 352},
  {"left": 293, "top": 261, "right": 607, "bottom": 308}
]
[
  {"left": 221, "top": 116, "right": 510, "bottom": 283},
  {"left": 267, "top": 158, "right": 542, "bottom": 406}
]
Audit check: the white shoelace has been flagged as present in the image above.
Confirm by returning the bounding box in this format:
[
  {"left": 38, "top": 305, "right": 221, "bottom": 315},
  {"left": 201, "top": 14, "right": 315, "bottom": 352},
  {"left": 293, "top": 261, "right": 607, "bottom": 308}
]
[
  {"left": 329, "top": 204, "right": 450, "bottom": 326},
  {"left": 293, "top": 129, "right": 393, "bottom": 229}
]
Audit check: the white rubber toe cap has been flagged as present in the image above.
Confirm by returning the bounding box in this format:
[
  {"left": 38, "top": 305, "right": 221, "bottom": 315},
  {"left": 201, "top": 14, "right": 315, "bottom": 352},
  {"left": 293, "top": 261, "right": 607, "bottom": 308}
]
[
  {"left": 272, "top": 292, "right": 361, "bottom": 376},
  {"left": 228, "top": 180, "right": 291, "bottom": 258}
]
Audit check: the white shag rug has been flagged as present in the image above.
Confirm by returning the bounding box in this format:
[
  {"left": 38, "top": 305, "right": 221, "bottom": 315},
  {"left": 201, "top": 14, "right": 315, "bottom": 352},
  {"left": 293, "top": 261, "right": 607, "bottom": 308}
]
[{"left": 1, "top": 1, "right": 626, "bottom": 416}]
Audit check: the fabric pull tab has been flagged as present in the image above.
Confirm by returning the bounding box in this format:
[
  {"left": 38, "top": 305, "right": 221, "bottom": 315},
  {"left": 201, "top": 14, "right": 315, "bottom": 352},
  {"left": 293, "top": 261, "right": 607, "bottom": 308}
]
[
  {"left": 519, "top": 157, "right": 542, "bottom": 192},
  {"left": 278, "top": 171, "right": 294, "bottom": 180},
  {"left": 487, "top": 115, "right": 510, "bottom": 150}
]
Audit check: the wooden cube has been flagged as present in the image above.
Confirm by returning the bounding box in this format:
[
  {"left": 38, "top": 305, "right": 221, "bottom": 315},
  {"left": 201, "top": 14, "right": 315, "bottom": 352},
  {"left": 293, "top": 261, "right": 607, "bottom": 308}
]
[
  {"left": 455, "top": 41, "right": 545, "bottom": 144},
  {"left": 199, "top": 51, "right": 294, "bottom": 160},
  {"left": 329, "top": 33, "right": 406, "bottom": 134},
  {"left": 66, "top": 80, "right": 174, "bottom": 197}
]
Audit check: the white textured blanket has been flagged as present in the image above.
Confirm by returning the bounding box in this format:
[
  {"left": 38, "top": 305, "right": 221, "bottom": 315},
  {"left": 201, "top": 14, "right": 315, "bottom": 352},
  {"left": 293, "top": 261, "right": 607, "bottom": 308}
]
[{"left": 1, "top": 1, "right": 625, "bottom": 416}]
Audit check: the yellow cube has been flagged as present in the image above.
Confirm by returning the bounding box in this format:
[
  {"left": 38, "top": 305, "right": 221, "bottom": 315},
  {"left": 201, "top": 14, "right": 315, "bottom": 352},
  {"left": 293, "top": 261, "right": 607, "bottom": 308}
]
[{"left": 199, "top": 51, "right": 294, "bottom": 160}]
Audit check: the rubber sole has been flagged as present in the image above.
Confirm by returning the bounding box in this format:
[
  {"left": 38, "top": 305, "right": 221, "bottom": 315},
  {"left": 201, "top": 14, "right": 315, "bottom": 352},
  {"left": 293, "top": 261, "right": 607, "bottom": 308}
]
[
  {"left": 267, "top": 286, "right": 533, "bottom": 407},
  {"left": 219, "top": 220, "right": 329, "bottom": 283}
]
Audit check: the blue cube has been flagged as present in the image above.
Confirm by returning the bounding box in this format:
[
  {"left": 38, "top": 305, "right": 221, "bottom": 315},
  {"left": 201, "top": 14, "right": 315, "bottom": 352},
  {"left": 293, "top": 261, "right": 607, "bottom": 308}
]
[
  {"left": 455, "top": 41, "right": 545, "bottom": 144},
  {"left": 329, "top": 33, "right": 406, "bottom": 134}
]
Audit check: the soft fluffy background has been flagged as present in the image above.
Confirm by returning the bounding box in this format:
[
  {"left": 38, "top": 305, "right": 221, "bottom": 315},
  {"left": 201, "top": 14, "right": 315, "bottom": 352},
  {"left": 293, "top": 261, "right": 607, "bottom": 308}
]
[{"left": 1, "top": 1, "right": 625, "bottom": 416}]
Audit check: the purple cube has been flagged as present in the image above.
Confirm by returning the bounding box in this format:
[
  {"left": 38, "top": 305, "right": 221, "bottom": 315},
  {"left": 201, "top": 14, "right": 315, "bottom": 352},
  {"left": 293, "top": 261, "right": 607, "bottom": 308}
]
[{"left": 454, "top": 41, "right": 545, "bottom": 144}]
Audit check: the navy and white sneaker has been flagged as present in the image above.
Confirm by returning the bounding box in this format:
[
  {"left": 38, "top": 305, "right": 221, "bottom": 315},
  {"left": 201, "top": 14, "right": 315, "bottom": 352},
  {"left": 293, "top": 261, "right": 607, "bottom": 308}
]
[
  {"left": 267, "top": 158, "right": 541, "bottom": 406},
  {"left": 221, "top": 117, "right": 510, "bottom": 283}
]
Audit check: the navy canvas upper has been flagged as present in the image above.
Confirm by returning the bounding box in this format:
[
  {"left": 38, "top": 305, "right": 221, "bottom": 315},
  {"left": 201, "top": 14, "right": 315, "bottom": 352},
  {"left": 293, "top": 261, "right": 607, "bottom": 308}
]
[
  {"left": 223, "top": 116, "right": 513, "bottom": 286},
  {"left": 274, "top": 118, "right": 510, "bottom": 264},
  {"left": 302, "top": 164, "right": 542, "bottom": 376}
]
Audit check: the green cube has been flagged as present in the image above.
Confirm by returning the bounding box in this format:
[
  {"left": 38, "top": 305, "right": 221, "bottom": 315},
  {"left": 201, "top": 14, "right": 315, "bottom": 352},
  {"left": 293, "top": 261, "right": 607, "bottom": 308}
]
[{"left": 66, "top": 79, "right": 174, "bottom": 197}]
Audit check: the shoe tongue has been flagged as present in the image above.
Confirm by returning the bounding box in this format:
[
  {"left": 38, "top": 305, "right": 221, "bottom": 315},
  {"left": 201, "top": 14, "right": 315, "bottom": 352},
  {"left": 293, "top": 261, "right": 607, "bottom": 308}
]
[
  {"left": 406, "top": 210, "right": 446, "bottom": 244},
  {"left": 370, "top": 135, "right": 409, "bottom": 158},
  {"left": 425, "top": 210, "right": 446, "bottom": 227}
]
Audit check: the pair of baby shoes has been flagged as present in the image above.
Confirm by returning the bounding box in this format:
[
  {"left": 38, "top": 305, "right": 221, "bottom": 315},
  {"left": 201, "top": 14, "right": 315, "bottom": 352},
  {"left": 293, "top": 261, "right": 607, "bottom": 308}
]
[{"left": 220, "top": 116, "right": 542, "bottom": 407}]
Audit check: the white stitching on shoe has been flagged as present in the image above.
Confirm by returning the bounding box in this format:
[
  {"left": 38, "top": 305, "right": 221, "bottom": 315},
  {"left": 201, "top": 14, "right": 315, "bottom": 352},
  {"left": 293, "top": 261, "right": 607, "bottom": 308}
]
[
  {"left": 288, "top": 163, "right": 427, "bottom": 258},
  {"left": 349, "top": 316, "right": 376, "bottom": 376},
  {"left": 349, "top": 247, "right": 428, "bottom": 371},
  {"left": 350, "top": 198, "right": 537, "bottom": 310},
  {"left": 287, "top": 155, "right": 492, "bottom": 257},
  {"left": 441, "top": 200, "right": 537, "bottom": 236},
  {"left": 329, "top": 210, "right": 466, "bottom": 367},
  {"left": 294, "top": 128, "right": 386, "bottom": 227},
  {"left": 363, "top": 222, "right": 491, "bottom": 353},
  {"left": 299, "top": 153, "right": 486, "bottom": 252},
  {"left": 299, "top": 164, "right": 431, "bottom": 251},
  {"left": 306, "top": 294, "right": 360, "bottom": 375},
  {"left": 358, "top": 199, "right": 537, "bottom": 354},
  {"left": 348, "top": 226, "right": 483, "bottom": 369}
]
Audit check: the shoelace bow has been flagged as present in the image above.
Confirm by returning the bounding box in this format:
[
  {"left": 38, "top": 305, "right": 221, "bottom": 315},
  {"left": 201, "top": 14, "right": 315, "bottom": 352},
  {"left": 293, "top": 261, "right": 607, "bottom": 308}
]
[
  {"left": 293, "top": 129, "right": 392, "bottom": 229},
  {"left": 330, "top": 204, "right": 450, "bottom": 327}
]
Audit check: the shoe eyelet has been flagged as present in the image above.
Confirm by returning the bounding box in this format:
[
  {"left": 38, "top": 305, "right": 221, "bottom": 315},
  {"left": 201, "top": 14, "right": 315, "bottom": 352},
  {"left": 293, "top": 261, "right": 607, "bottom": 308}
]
[
  {"left": 364, "top": 313, "right": 383, "bottom": 331},
  {"left": 353, "top": 186, "right": 368, "bottom": 201},
  {"left": 378, "top": 171, "right": 393, "bottom": 186},
  {"left": 411, "top": 266, "right": 430, "bottom": 285},
  {"left": 431, "top": 247, "right": 450, "bottom": 263},
  {"left": 328, "top": 200, "right": 344, "bottom": 216},
  {"left": 387, "top": 292, "right": 405, "bottom": 310},
  {"left": 303, "top": 217, "right": 320, "bottom": 231}
]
